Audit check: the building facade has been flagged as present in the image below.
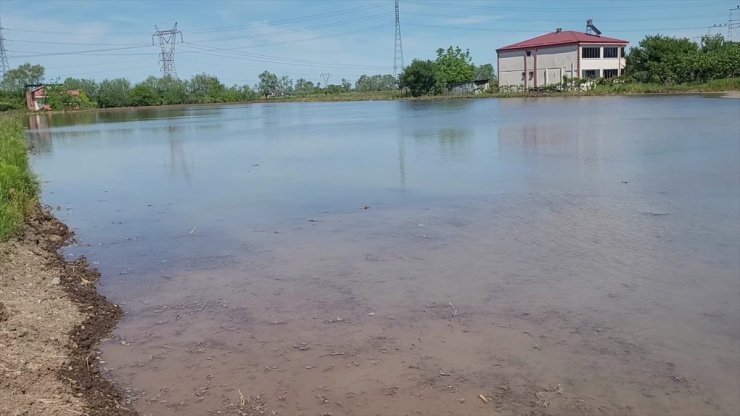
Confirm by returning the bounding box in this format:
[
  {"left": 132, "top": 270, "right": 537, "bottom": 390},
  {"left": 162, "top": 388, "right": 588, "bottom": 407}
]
[{"left": 496, "top": 30, "right": 628, "bottom": 89}]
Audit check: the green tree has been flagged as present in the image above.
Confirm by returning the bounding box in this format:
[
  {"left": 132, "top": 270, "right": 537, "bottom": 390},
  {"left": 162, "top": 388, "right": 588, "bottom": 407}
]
[
  {"left": 324, "top": 84, "right": 344, "bottom": 94},
  {"left": 626, "top": 35, "right": 698, "bottom": 83},
  {"left": 695, "top": 35, "right": 740, "bottom": 80},
  {"left": 474, "top": 63, "right": 495, "bottom": 81},
  {"left": 188, "top": 73, "right": 226, "bottom": 103},
  {"left": 626, "top": 34, "right": 740, "bottom": 83},
  {"left": 44, "top": 85, "right": 95, "bottom": 111},
  {"left": 294, "top": 78, "right": 316, "bottom": 95},
  {"left": 355, "top": 74, "right": 397, "bottom": 91},
  {"left": 399, "top": 59, "right": 438, "bottom": 97},
  {"left": 341, "top": 78, "right": 352, "bottom": 92},
  {"left": 1, "top": 63, "right": 45, "bottom": 94},
  {"left": 236, "top": 84, "right": 258, "bottom": 101},
  {"left": 257, "top": 71, "right": 279, "bottom": 99},
  {"left": 129, "top": 82, "right": 160, "bottom": 106},
  {"left": 435, "top": 46, "right": 475, "bottom": 89},
  {"left": 156, "top": 76, "right": 188, "bottom": 105},
  {"left": 277, "top": 75, "right": 293, "bottom": 96},
  {"left": 97, "top": 78, "right": 131, "bottom": 108},
  {"left": 61, "top": 78, "right": 98, "bottom": 102}
]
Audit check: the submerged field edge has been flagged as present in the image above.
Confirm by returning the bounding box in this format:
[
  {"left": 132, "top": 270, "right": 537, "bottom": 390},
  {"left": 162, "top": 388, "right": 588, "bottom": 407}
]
[{"left": 1, "top": 205, "right": 138, "bottom": 416}]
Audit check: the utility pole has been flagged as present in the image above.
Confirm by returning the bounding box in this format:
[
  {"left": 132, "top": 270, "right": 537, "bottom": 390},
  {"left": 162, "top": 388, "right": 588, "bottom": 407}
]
[
  {"left": 152, "top": 22, "right": 183, "bottom": 78},
  {"left": 0, "top": 17, "right": 10, "bottom": 76},
  {"left": 393, "top": 0, "right": 404, "bottom": 78},
  {"left": 320, "top": 72, "right": 331, "bottom": 87},
  {"left": 729, "top": 5, "right": 740, "bottom": 41}
]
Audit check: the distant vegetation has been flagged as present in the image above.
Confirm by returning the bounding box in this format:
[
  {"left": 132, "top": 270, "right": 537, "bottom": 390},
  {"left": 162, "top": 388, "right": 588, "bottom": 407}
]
[
  {"left": 400, "top": 46, "right": 494, "bottom": 96},
  {"left": 0, "top": 34, "right": 737, "bottom": 111},
  {"left": 626, "top": 34, "right": 740, "bottom": 84},
  {"left": 0, "top": 64, "right": 408, "bottom": 111},
  {"left": 0, "top": 114, "right": 37, "bottom": 240}
]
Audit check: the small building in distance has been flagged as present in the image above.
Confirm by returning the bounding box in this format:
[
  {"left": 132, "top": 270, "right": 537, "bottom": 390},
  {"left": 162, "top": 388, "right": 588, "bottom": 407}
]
[
  {"left": 496, "top": 26, "right": 628, "bottom": 90},
  {"left": 25, "top": 84, "right": 51, "bottom": 111},
  {"left": 25, "top": 84, "right": 81, "bottom": 111}
]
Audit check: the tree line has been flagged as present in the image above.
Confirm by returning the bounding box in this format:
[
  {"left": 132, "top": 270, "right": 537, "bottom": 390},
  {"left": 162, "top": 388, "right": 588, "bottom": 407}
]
[
  {"left": 0, "top": 67, "right": 407, "bottom": 111},
  {"left": 625, "top": 34, "right": 740, "bottom": 84}
]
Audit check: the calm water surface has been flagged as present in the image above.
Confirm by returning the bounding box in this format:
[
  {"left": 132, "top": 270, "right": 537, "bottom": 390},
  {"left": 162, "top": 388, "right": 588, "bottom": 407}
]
[{"left": 28, "top": 96, "right": 740, "bottom": 416}]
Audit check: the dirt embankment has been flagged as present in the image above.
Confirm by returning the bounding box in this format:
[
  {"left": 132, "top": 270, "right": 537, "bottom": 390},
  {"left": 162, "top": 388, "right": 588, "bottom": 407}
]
[{"left": 0, "top": 206, "right": 137, "bottom": 416}]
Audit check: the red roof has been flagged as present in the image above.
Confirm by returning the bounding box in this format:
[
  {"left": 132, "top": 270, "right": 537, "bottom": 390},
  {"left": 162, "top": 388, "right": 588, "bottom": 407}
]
[{"left": 497, "top": 30, "right": 628, "bottom": 52}]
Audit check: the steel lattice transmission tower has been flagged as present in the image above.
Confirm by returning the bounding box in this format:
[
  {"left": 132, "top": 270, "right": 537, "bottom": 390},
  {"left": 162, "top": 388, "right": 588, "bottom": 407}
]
[
  {"left": 0, "top": 18, "right": 10, "bottom": 76},
  {"left": 729, "top": 5, "right": 740, "bottom": 42},
  {"left": 393, "top": 0, "right": 404, "bottom": 78},
  {"left": 153, "top": 23, "right": 183, "bottom": 78}
]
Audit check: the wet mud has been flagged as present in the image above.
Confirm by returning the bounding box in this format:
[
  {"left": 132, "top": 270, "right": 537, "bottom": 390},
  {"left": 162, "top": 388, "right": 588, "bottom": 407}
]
[
  {"left": 101, "top": 201, "right": 739, "bottom": 416},
  {"left": 0, "top": 206, "right": 137, "bottom": 416}
]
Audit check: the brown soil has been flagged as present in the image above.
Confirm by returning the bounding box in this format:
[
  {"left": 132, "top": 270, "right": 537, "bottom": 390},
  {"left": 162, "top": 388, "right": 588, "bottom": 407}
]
[{"left": 0, "top": 205, "right": 137, "bottom": 416}]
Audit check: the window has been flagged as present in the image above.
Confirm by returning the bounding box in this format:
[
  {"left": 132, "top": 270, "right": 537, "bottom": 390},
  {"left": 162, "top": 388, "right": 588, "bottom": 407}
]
[
  {"left": 604, "top": 47, "right": 618, "bottom": 58},
  {"left": 621, "top": 47, "right": 626, "bottom": 57},
  {"left": 582, "top": 69, "right": 599, "bottom": 78},
  {"left": 521, "top": 72, "right": 526, "bottom": 81},
  {"left": 528, "top": 71, "right": 534, "bottom": 80},
  {"left": 582, "top": 47, "right": 600, "bottom": 59},
  {"left": 526, "top": 50, "right": 532, "bottom": 57},
  {"left": 603, "top": 69, "right": 619, "bottom": 78}
]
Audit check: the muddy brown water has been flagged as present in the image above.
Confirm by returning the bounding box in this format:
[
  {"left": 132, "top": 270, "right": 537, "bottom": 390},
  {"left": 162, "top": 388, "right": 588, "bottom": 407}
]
[{"left": 27, "top": 96, "right": 740, "bottom": 416}]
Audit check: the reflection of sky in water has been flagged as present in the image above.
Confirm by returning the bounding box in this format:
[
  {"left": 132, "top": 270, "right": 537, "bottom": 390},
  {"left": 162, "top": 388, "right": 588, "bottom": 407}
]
[{"left": 26, "top": 97, "right": 740, "bottom": 287}]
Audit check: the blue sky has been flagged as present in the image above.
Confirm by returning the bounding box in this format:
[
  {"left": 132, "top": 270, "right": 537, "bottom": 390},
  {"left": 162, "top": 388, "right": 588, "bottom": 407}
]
[{"left": 0, "top": 0, "right": 737, "bottom": 86}]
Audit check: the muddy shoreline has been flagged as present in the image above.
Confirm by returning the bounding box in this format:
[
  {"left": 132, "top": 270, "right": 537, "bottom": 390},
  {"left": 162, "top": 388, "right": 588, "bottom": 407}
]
[{"left": 0, "top": 205, "right": 137, "bottom": 416}]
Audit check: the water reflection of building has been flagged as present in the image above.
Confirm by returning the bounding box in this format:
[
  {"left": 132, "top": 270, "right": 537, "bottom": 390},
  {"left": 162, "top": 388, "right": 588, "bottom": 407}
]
[
  {"left": 26, "top": 114, "right": 53, "bottom": 155},
  {"left": 497, "top": 123, "right": 601, "bottom": 160},
  {"left": 413, "top": 127, "right": 473, "bottom": 160}
]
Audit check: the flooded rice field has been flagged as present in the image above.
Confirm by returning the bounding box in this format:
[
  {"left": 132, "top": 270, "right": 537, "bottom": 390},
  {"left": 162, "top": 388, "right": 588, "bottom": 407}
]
[{"left": 27, "top": 96, "right": 740, "bottom": 416}]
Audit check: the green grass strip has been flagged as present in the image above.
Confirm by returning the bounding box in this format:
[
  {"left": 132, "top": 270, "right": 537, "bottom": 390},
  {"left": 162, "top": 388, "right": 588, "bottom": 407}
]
[{"left": 0, "top": 114, "right": 38, "bottom": 240}]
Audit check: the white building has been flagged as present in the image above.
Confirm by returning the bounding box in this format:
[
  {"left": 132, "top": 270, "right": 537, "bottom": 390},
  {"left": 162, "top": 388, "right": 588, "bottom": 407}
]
[{"left": 496, "top": 29, "right": 628, "bottom": 89}]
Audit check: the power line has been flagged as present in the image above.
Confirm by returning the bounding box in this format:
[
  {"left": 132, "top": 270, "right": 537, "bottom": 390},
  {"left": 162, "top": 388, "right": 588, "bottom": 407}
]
[
  {"left": 189, "top": 12, "right": 392, "bottom": 44},
  {"left": 4, "top": 38, "right": 146, "bottom": 46},
  {"left": 190, "top": 23, "right": 392, "bottom": 50},
  {"left": 405, "top": 23, "right": 707, "bottom": 33},
  {"left": 153, "top": 23, "right": 183, "bottom": 78},
  {"left": 394, "top": 0, "right": 404, "bottom": 78},
  {"left": 403, "top": 10, "right": 727, "bottom": 23},
  {"left": 403, "top": 0, "right": 730, "bottom": 13},
  {"left": 6, "top": 44, "right": 151, "bottom": 59},
  {"left": 189, "top": 2, "right": 386, "bottom": 33},
  {"left": 180, "top": 43, "right": 391, "bottom": 70}
]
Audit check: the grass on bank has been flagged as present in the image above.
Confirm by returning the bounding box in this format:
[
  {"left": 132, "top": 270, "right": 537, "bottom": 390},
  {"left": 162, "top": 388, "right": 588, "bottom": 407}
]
[
  {"left": 0, "top": 114, "right": 37, "bottom": 240},
  {"left": 268, "top": 78, "right": 740, "bottom": 102}
]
